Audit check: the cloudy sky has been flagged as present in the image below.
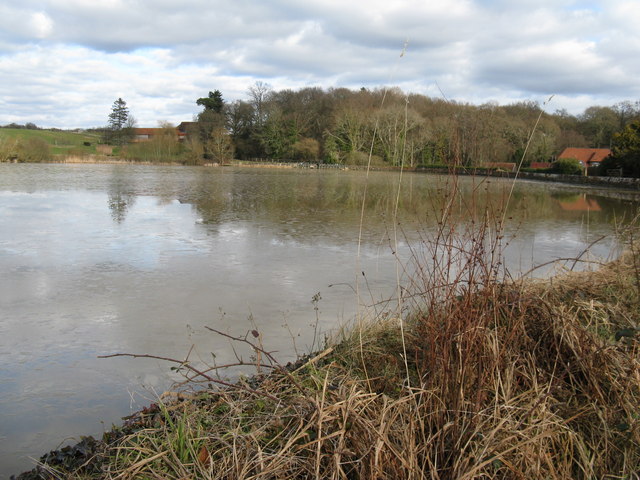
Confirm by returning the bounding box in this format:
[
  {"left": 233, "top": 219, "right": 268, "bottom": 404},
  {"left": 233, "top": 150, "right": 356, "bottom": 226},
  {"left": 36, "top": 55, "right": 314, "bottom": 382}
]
[{"left": 1, "top": 0, "right": 639, "bottom": 129}]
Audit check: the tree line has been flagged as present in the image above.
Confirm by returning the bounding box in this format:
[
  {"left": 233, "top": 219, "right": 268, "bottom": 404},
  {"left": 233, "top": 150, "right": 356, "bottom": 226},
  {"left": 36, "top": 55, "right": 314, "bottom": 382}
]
[
  {"left": 6, "top": 87, "right": 639, "bottom": 174},
  {"left": 0, "top": 122, "right": 41, "bottom": 130},
  {"left": 182, "top": 84, "right": 640, "bottom": 172}
]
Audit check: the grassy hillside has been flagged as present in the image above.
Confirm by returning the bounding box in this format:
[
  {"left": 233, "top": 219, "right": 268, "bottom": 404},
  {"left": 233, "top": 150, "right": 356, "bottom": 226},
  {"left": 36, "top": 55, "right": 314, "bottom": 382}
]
[{"left": 0, "top": 128, "right": 103, "bottom": 160}]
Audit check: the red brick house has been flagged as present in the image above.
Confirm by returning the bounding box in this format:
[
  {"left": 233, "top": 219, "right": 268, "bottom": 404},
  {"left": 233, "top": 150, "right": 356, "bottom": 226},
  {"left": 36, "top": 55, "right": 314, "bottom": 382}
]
[{"left": 558, "top": 147, "right": 611, "bottom": 168}]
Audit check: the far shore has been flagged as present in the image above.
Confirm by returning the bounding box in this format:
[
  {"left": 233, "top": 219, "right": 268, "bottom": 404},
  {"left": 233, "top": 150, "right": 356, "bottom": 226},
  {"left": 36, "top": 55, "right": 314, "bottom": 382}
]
[{"left": 4, "top": 154, "right": 640, "bottom": 192}]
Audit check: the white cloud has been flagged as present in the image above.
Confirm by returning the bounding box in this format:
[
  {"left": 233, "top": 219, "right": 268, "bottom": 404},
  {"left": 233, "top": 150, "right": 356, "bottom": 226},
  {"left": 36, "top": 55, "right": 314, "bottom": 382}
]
[
  {"left": 30, "top": 12, "right": 54, "bottom": 39},
  {"left": 0, "top": 0, "right": 638, "bottom": 128}
]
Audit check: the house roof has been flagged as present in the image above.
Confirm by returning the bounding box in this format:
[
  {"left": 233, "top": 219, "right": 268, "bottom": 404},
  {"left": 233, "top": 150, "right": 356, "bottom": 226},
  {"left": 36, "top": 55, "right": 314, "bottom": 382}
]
[
  {"left": 558, "top": 147, "right": 611, "bottom": 165},
  {"left": 134, "top": 128, "right": 162, "bottom": 136},
  {"left": 177, "top": 122, "right": 198, "bottom": 132}
]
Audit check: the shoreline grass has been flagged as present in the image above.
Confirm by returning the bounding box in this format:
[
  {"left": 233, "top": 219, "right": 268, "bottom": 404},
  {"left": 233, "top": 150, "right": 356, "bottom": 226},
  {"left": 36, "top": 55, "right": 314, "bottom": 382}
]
[{"left": 14, "top": 237, "right": 640, "bottom": 479}]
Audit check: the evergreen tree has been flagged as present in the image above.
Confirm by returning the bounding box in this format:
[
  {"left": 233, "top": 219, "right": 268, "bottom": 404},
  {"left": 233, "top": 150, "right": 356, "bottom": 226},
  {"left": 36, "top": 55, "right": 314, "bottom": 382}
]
[
  {"left": 108, "top": 98, "right": 129, "bottom": 130},
  {"left": 104, "top": 98, "right": 134, "bottom": 145},
  {"left": 601, "top": 120, "right": 640, "bottom": 177},
  {"left": 196, "top": 90, "right": 224, "bottom": 113},
  {"left": 195, "top": 90, "right": 228, "bottom": 160}
]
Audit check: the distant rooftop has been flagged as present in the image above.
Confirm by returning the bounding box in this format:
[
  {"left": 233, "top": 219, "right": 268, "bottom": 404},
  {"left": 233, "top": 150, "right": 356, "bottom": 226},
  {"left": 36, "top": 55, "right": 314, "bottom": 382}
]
[{"left": 558, "top": 147, "right": 611, "bottom": 166}]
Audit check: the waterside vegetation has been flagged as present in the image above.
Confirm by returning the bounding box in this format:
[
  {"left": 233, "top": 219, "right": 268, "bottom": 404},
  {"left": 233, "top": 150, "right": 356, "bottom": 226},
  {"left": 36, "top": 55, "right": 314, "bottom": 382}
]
[{"left": 2, "top": 87, "right": 640, "bottom": 176}]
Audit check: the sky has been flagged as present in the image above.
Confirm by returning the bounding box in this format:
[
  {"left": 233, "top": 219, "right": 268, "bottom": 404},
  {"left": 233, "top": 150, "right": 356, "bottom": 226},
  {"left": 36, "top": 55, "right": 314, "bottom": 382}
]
[{"left": 1, "top": 0, "right": 639, "bottom": 129}]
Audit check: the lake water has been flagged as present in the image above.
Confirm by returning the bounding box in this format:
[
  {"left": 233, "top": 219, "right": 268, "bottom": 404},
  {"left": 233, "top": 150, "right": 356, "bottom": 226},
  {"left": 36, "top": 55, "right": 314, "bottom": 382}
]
[{"left": 1, "top": 163, "right": 638, "bottom": 476}]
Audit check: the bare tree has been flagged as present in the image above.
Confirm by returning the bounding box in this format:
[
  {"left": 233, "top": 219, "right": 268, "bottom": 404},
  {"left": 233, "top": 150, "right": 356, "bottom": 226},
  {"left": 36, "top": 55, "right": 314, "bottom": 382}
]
[
  {"left": 247, "top": 81, "right": 272, "bottom": 129},
  {"left": 206, "top": 127, "right": 235, "bottom": 164}
]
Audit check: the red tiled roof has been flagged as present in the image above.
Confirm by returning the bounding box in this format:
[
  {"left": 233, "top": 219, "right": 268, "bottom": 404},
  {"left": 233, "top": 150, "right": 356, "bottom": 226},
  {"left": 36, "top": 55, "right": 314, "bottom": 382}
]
[
  {"left": 558, "top": 148, "right": 611, "bottom": 166},
  {"left": 134, "top": 128, "right": 163, "bottom": 136}
]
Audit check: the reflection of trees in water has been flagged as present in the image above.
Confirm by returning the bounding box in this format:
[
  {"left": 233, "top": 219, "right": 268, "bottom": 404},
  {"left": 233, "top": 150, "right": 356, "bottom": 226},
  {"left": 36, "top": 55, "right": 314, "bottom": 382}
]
[
  {"left": 507, "top": 188, "right": 637, "bottom": 223},
  {"left": 177, "top": 170, "right": 230, "bottom": 227},
  {"left": 108, "top": 191, "right": 136, "bottom": 223},
  {"left": 188, "top": 171, "right": 399, "bottom": 233},
  {"left": 185, "top": 172, "right": 520, "bottom": 242},
  {"left": 107, "top": 167, "right": 137, "bottom": 223},
  {"left": 549, "top": 191, "right": 640, "bottom": 221},
  {"left": 590, "top": 195, "right": 640, "bottom": 222},
  {"left": 179, "top": 169, "right": 640, "bottom": 241}
]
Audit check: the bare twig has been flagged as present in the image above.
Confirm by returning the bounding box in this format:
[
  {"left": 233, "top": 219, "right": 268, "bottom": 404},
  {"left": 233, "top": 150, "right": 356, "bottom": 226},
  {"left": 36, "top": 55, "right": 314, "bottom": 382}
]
[
  {"left": 204, "top": 327, "right": 311, "bottom": 397},
  {"left": 98, "top": 352, "right": 279, "bottom": 401}
]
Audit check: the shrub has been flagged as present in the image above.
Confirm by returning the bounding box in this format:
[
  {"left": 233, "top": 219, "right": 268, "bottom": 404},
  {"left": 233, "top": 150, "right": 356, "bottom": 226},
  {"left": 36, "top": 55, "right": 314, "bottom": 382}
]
[
  {"left": 0, "top": 136, "right": 18, "bottom": 161},
  {"left": 552, "top": 157, "right": 583, "bottom": 175},
  {"left": 16, "top": 138, "right": 50, "bottom": 162},
  {"left": 345, "top": 151, "right": 385, "bottom": 166},
  {"left": 292, "top": 137, "right": 320, "bottom": 160}
]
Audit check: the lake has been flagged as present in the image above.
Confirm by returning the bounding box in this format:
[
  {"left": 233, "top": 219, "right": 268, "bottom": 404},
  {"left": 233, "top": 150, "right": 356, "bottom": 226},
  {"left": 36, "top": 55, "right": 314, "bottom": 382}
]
[{"left": 1, "top": 163, "right": 638, "bottom": 476}]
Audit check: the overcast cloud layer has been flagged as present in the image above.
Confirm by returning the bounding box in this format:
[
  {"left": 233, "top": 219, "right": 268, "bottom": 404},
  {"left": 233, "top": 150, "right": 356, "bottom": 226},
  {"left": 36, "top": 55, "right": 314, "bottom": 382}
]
[{"left": 1, "top": 0, "right": 639, "bottom": 128}]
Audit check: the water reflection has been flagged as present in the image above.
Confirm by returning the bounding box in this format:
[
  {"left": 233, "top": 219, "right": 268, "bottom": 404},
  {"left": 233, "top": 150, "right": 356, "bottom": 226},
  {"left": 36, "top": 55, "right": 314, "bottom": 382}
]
[
  {"left": 107, "top": 167, "right": 137, "bottom": 223},
  {"left": 555, "top": 193, "right": 602, "bottom": 212},
  {"left": 0, "top": 164, "right": 639, "bottom": 476}
]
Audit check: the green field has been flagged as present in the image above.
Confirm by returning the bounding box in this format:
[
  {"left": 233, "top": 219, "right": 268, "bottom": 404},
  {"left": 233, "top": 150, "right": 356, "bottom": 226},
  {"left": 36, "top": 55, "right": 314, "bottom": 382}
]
[{"left": 0, "top": 128, "right": 103, "bottom": 158}]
